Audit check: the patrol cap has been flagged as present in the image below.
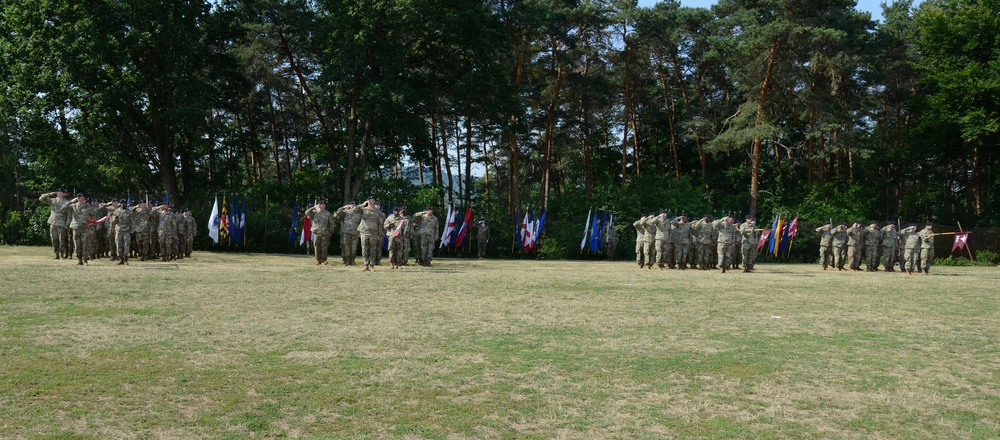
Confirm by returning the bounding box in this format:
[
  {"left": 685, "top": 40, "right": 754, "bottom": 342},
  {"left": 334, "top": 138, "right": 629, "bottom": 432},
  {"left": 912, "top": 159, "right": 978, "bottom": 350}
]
[
  {"left": 746, "top": 215, "right": 755, "bottom": 221},
  {"left": 925, "top": 221, "right": 934, "bottom": 226},
  {"left": 424, "top": 206, "right": 433, "bottom": 211},
  {"left": 870, "top": 220, "right": 879, "bottom": 226},
  {"left": 316, "top": 200, "right": 326, "bottom": 205},
  {"left": 76, "top": 193, "right": 84, "bottom": 198},
  {"left": 838, "top": 221, "right": 846, "bottom": 226},
  {"left": 367, "top": 196, "right": 374, "bottom": 200}
]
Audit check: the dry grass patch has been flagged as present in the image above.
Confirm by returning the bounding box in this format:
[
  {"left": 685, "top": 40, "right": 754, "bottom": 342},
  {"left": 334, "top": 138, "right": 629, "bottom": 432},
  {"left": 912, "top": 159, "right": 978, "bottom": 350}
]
[{"left": 1, "top": 245, "right": 998, "bottom": 439}]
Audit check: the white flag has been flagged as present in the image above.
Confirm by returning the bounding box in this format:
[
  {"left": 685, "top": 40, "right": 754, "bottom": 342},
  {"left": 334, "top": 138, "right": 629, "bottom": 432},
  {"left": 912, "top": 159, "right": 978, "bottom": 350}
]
[
  {"left": 439, "top": 205, "right": 456, "bottom": 248},
  {"left": 580, "top": 208, "right": 592, "bottom": 251},
  {"left": 207, "top": 196, "right": 220, "bottom": 244}
]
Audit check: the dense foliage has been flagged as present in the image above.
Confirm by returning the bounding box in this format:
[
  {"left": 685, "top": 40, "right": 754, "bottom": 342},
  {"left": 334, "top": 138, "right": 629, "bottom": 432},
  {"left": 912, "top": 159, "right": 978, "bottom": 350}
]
[{"left": 2, "top": 0, "right": 998, "bottom": 257}]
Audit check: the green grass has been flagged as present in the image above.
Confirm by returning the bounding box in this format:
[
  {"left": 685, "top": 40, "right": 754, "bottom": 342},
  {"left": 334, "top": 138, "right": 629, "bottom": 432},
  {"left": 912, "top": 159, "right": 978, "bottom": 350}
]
[{"left": 1, "top": 246, "right": 999, "bottom": 438}]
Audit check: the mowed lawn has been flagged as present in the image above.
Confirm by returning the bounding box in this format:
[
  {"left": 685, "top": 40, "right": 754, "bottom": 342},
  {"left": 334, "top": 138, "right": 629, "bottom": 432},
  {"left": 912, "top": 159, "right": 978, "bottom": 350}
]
[{"left": 1, "top": 246, "right": 998, "bottom": 439}]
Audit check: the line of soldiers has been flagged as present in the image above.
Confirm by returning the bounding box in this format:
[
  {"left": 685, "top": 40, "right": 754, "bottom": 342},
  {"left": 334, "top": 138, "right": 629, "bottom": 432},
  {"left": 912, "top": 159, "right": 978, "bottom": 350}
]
[
  {"left": 306, "top": 198, "right": 495, "bottom": 270},
  {"left": 39, "top": 190, "right": 196, "bottom": 266},
  {"left": 633, "top": 212, "right": 760, "bottom": 273},
  {"left": 817, "top": 220, "right": 935, "bottom": 275}
]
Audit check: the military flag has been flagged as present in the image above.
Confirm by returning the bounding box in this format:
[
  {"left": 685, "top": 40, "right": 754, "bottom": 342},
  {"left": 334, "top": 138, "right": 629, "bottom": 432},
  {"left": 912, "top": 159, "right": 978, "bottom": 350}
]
[
  {"left": 580, "top": 208, "right": 592, "bottom": 251},
  {"left": 757, "top": 228, "right": 772, "bottom": 251},
  {"left": 439, "top": 205, "right": 456, "bottom": 248},
  {"left": 289, "top": 201, "right": 299, "bottom": 244},
  {"left": 220, "top": 196, "right": 230, "bottom": 240},
  {"left": 454, "top": 208, "right": 474, "bottom": 247},
  {"left": 952, "top": 232, "right": 969, "bottom": 253},
  {"left": 208, "top": 196, "right": 220, "bottom": 244}
]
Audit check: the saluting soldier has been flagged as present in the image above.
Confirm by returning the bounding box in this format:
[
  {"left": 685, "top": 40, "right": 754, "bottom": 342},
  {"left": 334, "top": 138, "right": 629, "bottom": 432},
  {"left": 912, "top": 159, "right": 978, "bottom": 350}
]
[
  {"left": 649, "top": 212, "right": 672, "bottom": 270},
  {"left": 181, "top": 209, "right": 196, "bottom": 258},
  {"left": 633, "top": 215, "right": 646, "bottom": 268},
  {"left": 845, "top": 220, "right": 864, "bottom": 271},
  {"left": 335, "top": 201, "right": 361, "bottom": 265},
  {"left": 384, "top": 208, "right": 407, "bottom": 269},
  {"left": 864, "top": 221, "right": 882, "bottom": 272},
  {"left": 739, "top": 216, "right": 759, "bottom": 272},
  {"left": 352, "top": 197, "right": 385, "bottom": 271},
  {"left": 641, "top": 213, "right": 657, "bottom": 269},
  {"left": 712, "top": 214, "right": 738, "bottom": 273},
  {"left": 831, "top": 222, "right": 848, "bottom": 271},
  {"left": 900, "top": 224, "right": 921, "bottom": 274},
  {"left": 61, "top": 193, "right": 91, "bottom": 266},
  {"left": 304, "top": 200, "right": 336, "bottom": 265},
  {"left": 917, "top": 222, "right": 935, "bottom": 275},
  {"left": 411, "top": 207, "right": 439, "bottom": 266},
  {"left": 605, "top": 225, "right": 618, "bottom": 261},
  {"left": 816, "top": 221, "right": 834, "bottom": 270},
  {"left": 131, "top": 202, "right": 153, "bottom": 261},
  {"left": 880, "top": 223, "right": 899, "bottom": 272},
  {"left": 39, "top": 189, "right": 71, "bottom": 259},
  {"left": 692, "top": 215, "right": 713, "bottom": 270},
  {"left": 671, "top": 214, "right": 691, "bottom": 269},
  {"left": 111, "top": 200, "right": 133, "bottom": 265}
]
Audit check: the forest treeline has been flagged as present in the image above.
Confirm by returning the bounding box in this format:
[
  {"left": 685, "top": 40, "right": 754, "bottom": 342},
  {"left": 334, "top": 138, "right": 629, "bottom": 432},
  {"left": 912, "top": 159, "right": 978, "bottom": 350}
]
[{"left": 1, "top": 0, "right": 998, "bottom": 257}]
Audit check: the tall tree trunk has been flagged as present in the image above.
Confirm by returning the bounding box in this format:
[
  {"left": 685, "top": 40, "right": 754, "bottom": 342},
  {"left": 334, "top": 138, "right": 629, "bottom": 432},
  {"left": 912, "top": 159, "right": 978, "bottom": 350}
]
[
  {"left": 542, "top": 45, "right": 563, "bottom": 209},
  {"left": 266, "top": 83, "right": 283, "bottom": 185},
  {"left": 621, "top": 41, "right": 632, "bottom": 187},
  {"left": 749, "top": 37, "right": 785, "bottom": 218}
]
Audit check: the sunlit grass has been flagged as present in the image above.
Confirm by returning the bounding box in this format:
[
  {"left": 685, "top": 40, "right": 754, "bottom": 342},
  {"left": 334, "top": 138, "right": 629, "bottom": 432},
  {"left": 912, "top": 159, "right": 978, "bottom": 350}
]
[{"left": 2, "top": 246, "right": 998, "bottom": 438}]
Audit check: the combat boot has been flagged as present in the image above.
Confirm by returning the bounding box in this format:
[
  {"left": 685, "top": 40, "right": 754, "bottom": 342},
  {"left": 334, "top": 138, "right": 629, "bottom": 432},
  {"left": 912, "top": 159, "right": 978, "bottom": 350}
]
[{"left": 77, "top": 258, "right": 84, "bottom": 266}]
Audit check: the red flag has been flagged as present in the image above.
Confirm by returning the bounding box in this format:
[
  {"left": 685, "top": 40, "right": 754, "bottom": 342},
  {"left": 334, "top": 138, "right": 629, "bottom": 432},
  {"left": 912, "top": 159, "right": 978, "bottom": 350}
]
[
  {"left": 788, "top": 216, "right": 799, "bottom": 238},
  {"left": 454, "top": 208, "right": 474, "bottom": 247},
  {"left": 301, "top": 216, "right": 312, "bottom": 245},
  {"left": 757, "top": 229, "right": 772, "bottom": 251},
  {"left": 391, "top": 219, "right": 407, "bottom": 239},
  {"left": 952, "top": 232, "right": 969, "bottom": 253}
]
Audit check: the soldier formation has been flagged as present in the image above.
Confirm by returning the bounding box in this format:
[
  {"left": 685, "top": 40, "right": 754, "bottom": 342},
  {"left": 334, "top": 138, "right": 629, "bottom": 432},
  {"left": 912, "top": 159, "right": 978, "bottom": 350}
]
[
  {"left": 633, "top": 212, "right": 760, "bottom": 274},
  {"left": 304, "top": 199, "right": 451, "bottom": 270},
  {"left": 39, "top": 190, "right": 196, "bottom": 266},
  {"left": 816, "top": 220, "right": 936, "bottom": 275}
]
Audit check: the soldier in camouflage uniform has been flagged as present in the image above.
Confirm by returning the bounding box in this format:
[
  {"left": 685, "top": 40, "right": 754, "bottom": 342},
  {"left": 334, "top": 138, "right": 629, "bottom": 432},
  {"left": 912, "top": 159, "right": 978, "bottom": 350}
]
[
  {"left": 335, "top": 201, "right": 361, "bottom": 265},
  {"left": 712, "top": 214, "right": 737, "bottom": 273},
  {"left": 181, "top": 209, "right": 196, "bottom": 257},
  {"left": 61, "top": 194, "right": 92, "bottom": 265},
  {"left": 131, "top": 202, "right": 153, "bottom": 261},
  {"left": 641, "top": 213, "right": 657, "bottom": 269},
  {"left": 863, "top": 221, "right": 882, "bottom": 271},
  {"left": 305, "top": 201, "right": 335, "bottom": 265},
  {"left": 352, "top": 198, "right": 386, "bottom": 271},
  {"left": 880, "top": 223, "right": 899, "bottom": 272},
  {"left": 39, "top": 190, "right": 71, "bottom": 259},
  {"left": 111, "top": 201, "right": 133, "bottom": 265},
  {"left": 399, "top": 206, "right": 414, "bottom": 265},
  {"left": 175, "top": 208, "right": 188, "bottom": 260},
  {"left": 731, "top": 218, "right": 743, "bottom": 271},
  {"left": 411, "top": 207, "right": 439, "bottom": 266},
  {"left": 692, "top": 215, "right": 713, "bottom": 270},
  {"left": 816, "top": 222, "right": 834, "bottom": 270},
  {"left": 845, "top": 220, "right": 863, "bottom": 271},
  {"left": 155, "top": 205, "right": 177, "bottom": 261},
  {"left": 917, "top": 222, "right": 935, "bottom": 275},
  {"left": 384, "top": 208, "right": 407, "bottom": 269},
  {"left": 900, "top": 224, "right": 921, "bottom": 274},
  {"left": 831, "top": 222, "right": 848, "bottom": 271},
  {"left": 670, "top": 214, "right": 691, "bottom": 269},
  {"left": 739, "top": 216, "right": 759, "bottom": 272},
  {"left": 649, "top": 212, "right": 672, "bottom": 269},
  {"left": 475, "top": 219, "right": 490, "bottom": 259},
  {"left": 633, "top": 215, "right": 646, "bottom": 268}
]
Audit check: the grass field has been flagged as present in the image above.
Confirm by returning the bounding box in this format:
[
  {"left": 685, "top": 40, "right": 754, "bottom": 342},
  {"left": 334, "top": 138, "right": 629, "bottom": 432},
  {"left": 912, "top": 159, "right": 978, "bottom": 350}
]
[{"left": 1, "top": 246, "right": 998, "bottom": 439}]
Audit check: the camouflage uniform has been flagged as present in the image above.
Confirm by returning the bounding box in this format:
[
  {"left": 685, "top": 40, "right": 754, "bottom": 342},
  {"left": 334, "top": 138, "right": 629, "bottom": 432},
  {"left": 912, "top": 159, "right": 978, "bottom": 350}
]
[
  {"left": 384, "top": 212, "right": 408, "bottom": 268},
  {"left": 649, "top": 214, "right": 672, "bottom": 269},
  {"left": 670, "top": 217, "right": 691, "bottom": 269},
  {"left": 633, "top": 217, "right": 645, "bottom": 267},
  {"left": 880, "top": 225, "right": 899, "bottom": 272},
  {"left": 731, "top": 224, "right": 743, "bottom": 270},
  {"left": 816, "top": 224, "right": 834, "bottom": 269},
  {"left": 412, "top": 211, "right": 439, "bottom": 266},
  {"left": 901, "top": 227, "right": 921, "bottom": 274},
  {"left": 61, "top": 198, "right": 92, "bottom": 265},
  {"left": 692, "top": 217, "right": 713, "bottom": 270},
  {"left": 739, "top": 220, "right": 759, "bottom": 272},
  {"left": 39, "top": 192, "right": 70, "bottom": 258},
  {"left": 305, "top": 204, "right": 336, "bottom": 265},
  {"left": 917, "top": 226, "right": 935, "bottom": 274},
  {"left": 641, "top": 215, "right": 657, "bottom": 268},
  {"left": 475, "top": 220, "right": 490, "bottom": 259},
  {"left": 831, "top": 224, "right": 848, "bottom": 270},
  {"left": 157, "top": 208, "right": 177, "bottom": 261},
  {"left": 111, "top": 206, "right": 132, "bottom": 264},
  {"left": 335, "top": 205, "right": 361, "bottom": 265},
  {"left": 181, "top": 212, "right": 196, "bottom": 257},
  {"left": 863, "top": 223, "right": 882, "bottom": 271},
  {"left": 845, "top": 222, "right": 863, "bottom": 271},
  {"left": 131, "top": 205, "right": 153, "bottom": 261},
  {"left": 355, "top": 202, "right": 386, "bottom": 269},
  {"left": 713, "top": 217, "right": 737, "bottom": 272}
]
